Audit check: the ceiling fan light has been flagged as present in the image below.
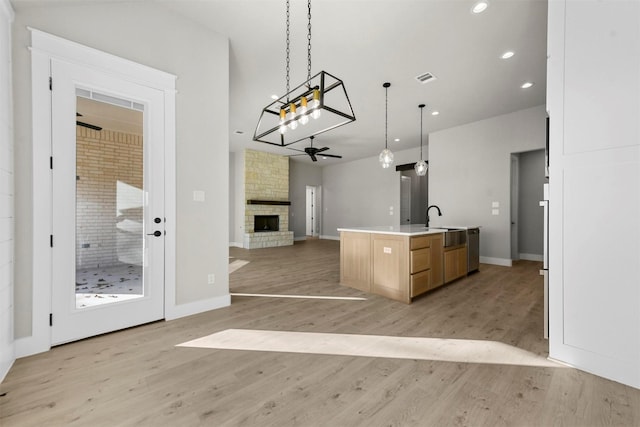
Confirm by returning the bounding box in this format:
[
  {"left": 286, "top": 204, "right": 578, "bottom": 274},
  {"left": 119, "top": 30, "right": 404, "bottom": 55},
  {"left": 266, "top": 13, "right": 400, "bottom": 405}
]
[{"left": 415, "top": 160, "right": 428, "bottom": 176}]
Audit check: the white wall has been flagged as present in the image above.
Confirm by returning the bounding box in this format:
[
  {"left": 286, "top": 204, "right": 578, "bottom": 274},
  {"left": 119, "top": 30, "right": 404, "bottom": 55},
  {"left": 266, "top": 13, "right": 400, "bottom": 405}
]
[
  {"left": 429, "top": 105, "right": 546, "bottom": 265},
  {"left": 289, "top": 160, "right": 323, "bottom": 239},
  {"left": 12, "top": 2, "right": 229, "bottom": 339},
  {"left": 0, "top": 0, "right": 14, "bottom": 381},
  {"left": 547, "top": 0, "right": 640, "bottom": 388},
  {"left": 321, "top": 147, "right": 422, "bottom": 238}
]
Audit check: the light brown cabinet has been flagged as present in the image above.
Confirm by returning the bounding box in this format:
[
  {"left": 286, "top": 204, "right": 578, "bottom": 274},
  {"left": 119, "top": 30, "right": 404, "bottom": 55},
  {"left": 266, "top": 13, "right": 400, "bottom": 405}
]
[
  {"left": 340, "top": 231, "right": 446, "bottom": 304},
  {"left": 444, "top": 245, "right": 467, "bottom": 283}
]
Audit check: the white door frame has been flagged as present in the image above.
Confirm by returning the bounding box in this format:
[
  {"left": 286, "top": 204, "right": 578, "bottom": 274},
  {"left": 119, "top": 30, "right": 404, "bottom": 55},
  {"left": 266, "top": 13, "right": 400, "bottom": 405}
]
[{"left": 20, "top": 28, "right": 176, "bottom": 356}]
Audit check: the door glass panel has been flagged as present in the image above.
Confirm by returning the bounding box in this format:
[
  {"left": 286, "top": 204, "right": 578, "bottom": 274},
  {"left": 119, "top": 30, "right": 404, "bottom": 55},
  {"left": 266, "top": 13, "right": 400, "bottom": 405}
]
[{"left": 75, "top": 95, "right": 145, "bottom": 309}]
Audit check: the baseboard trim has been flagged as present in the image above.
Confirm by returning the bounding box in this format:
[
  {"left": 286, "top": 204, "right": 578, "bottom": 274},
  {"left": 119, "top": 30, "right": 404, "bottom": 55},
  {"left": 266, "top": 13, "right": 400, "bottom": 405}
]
[
  {"left": 229, "top": 241, "right": 243, "bottom": 248},
  {"left": 519, "top": 253, "right": 543, "bottom": 262},
  {"left": 0, "top": 348, "right": 15, "bottom": 383},
  {"left": 480, "top": 256, "right": 512, "bottom": 267},
  {"left": 15, "top": 335, "right": 49, "bottom": 359},
  {"left": 320, "top": 234, "right": 340, "bottom": 241},
  {"left": 294, "top": 236, "right": 306, "bottom": 241},
  {"left": 165, "top": 294, "right": 231, "bottom": 321}
]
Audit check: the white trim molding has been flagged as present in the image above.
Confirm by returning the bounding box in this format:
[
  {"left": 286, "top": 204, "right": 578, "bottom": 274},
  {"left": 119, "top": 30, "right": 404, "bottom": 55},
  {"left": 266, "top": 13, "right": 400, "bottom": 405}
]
[{"left": 480, "top": 256, "right": 512, "bottom": 267}]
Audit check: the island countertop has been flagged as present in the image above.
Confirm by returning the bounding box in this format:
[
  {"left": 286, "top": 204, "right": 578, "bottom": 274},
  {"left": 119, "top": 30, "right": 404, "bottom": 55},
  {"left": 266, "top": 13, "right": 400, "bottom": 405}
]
[{"left": 336, "top": 225, "right": 448, "bottom": 236}]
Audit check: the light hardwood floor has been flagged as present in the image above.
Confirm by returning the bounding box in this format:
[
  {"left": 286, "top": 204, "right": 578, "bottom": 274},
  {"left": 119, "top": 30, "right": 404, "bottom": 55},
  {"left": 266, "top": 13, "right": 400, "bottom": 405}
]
[{"left": 2, "top": 239, "right": 639, "bottom": 426}]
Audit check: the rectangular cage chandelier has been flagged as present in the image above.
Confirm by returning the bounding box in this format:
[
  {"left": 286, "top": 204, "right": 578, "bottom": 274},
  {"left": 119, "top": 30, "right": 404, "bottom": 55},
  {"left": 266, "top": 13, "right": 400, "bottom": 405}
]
[{"left": 253, "top": 70, "right": 356, "bottom": 147}]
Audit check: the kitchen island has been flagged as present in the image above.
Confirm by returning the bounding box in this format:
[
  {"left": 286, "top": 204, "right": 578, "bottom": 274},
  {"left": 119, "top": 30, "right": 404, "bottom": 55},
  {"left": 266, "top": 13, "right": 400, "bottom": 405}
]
[{"left": 337, "top": 225, "right": 467, "bottom": 303}]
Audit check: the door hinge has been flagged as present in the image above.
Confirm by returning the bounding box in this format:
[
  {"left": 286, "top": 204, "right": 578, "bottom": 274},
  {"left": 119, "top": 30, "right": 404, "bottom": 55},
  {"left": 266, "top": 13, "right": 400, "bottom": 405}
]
[
  {"left": 50, "top": 156, "right": 53, "bottom": 170},
  {"left": 49, "top": 77, "right": 52, "bottom": 91},
  {"left": 50, "top": 235, "right": 53, "bottom": 248},
  {"left": 49, "top": 313, "right": 53, "bottom": 326}
]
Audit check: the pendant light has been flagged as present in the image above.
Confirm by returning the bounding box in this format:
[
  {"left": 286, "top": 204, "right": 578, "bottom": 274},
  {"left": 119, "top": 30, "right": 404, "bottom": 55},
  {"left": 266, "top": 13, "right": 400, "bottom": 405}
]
[
  {"left": 379, "top": 82, "right": 394, "bottom": 169},
  {"left": 254, "top": 0, "right": 356, "bottom": 147},
  {"left": 414, "top": 104, "right": 428, "bottom": 176}
]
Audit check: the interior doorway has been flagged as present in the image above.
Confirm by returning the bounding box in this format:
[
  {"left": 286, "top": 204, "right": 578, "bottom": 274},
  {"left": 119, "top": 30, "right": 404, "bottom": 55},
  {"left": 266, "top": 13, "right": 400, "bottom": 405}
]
[
  {"left": 510, "top": 150, "right": 545, "bottom": 262},
  {"left": 306, "top": 185, "right": 320, "bottom": 238},
  {"left": 399, "top": 168, "right": 428, "bottom": 224}
]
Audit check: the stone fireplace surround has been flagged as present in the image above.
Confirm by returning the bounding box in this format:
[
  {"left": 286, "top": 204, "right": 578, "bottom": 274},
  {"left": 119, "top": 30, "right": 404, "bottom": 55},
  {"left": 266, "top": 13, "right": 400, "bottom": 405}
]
[{"left": 243, "top": 150, "right": 294, "bottom": 249}]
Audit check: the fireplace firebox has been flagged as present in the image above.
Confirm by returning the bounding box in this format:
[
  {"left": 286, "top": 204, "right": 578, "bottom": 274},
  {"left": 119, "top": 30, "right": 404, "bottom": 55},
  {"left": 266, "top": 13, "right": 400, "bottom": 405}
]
[{"left": 254, "top": 215, "right": 279, "bottom": 232}]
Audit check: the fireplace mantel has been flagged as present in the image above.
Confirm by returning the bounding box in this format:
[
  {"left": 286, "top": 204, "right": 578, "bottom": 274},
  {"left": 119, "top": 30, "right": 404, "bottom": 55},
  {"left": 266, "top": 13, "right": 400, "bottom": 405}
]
[{"left": 246, "top": 200, "right": 291, "bottom": 206}]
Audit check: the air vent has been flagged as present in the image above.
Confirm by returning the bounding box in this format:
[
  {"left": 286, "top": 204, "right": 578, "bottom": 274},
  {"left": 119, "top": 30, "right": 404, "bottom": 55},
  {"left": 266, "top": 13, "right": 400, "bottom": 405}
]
[{"left": 415, "top": 72, "right": 437, "bottom": 84}]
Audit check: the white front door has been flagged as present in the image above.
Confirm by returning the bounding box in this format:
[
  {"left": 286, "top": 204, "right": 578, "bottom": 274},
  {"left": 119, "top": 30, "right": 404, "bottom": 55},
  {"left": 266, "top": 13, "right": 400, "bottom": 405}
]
[{"left": 50, "top": 59, "right": 165, "bottom": 345}]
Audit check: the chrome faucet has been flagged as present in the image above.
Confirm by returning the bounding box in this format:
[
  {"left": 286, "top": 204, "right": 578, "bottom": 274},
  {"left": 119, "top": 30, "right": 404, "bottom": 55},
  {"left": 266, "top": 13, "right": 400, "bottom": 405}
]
[{"left": 426, "top": 205, "right": 442, "bottom": 227}]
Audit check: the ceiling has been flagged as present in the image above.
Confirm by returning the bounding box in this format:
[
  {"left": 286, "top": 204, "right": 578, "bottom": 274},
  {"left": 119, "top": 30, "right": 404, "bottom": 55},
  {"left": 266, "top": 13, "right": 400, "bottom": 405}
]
[
  {"left": 164, "top": 0, "right": 548, "bottom": 164},
  {"left": 14, "top": 0, "right": 548, "bottom": 165}
]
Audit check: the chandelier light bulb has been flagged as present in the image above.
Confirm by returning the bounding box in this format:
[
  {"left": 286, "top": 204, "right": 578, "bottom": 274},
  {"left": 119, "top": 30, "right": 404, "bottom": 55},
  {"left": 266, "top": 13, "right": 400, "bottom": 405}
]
[
  {"left": 299, "top": 96, "right": 310, "bottom": 125},
  {"left": 310, "top": 89, "right": 322, "bottom": 119},
  {"left": 279, "top": 108, "right": 287, "bottom": 134},
  {"left": 379, "top": 148, "right": 394, "bottom": 168},
  {"left": 287, "top": 102, "right": 298, "bottom": 130}
]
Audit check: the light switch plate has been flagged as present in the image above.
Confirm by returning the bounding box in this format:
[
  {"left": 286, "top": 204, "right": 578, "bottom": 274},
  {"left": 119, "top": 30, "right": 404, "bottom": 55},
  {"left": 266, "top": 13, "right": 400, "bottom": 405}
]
[
  {"left": 383, "top": 247, "right": 392, "bottom": 254},
  {"left": 492, "top": 209, "right": 499, "bottom": 215},
  {"left": 492, "top": 201, "right": 500, "bottom": 208},
  {"left": 193, "top": 190, "right": 205, "bottom": 202}
]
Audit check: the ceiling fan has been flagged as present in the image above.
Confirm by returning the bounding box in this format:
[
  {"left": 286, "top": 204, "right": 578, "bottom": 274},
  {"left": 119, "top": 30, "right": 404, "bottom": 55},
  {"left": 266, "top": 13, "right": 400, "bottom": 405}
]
[
  {"left": 287, "top": 136, "right": 342, "bottom": 162},
  {"left": 76, "top": 112, "right": 103, "bottom": 131}
]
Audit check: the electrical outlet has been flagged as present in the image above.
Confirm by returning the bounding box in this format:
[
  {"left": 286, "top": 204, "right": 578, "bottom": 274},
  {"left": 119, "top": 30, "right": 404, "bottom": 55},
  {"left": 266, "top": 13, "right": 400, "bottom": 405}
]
[{"left": 207, "top": 273, "right": 215, "bottom": 284}]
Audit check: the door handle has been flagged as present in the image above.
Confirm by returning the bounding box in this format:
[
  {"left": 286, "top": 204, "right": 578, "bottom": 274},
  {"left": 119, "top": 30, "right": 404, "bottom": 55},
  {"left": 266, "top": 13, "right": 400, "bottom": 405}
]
[{"left": 147, "top": 230, "right": 162, "bottom": 237}]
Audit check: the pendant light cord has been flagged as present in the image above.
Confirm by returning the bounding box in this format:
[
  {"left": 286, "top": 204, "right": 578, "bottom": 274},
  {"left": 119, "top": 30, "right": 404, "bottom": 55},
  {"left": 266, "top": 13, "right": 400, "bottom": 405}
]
[
  {"left": 285, "top": 0, "right": 291, "bottom": 102},
  {"left": 420, "top": 105, "right": 424, "bottom": 160},
  {"left": 385, "top": 85, "right": 389, "bottom": 149},
  {"left": 307, "top": 0, "right": 312, "bottom": 84}
]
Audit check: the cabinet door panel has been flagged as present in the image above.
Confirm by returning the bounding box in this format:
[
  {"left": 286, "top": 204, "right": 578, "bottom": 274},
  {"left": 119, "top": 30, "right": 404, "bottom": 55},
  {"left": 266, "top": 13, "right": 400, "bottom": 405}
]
[{"left": 340, "top": 232, "right": 371, "bottom": 292}]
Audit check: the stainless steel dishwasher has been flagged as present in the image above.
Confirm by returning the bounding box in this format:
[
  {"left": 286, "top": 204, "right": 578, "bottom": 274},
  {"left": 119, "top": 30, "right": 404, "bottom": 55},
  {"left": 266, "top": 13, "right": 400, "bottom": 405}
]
[{"left": 467, "top": 228, "right": 480, "bottom": 273}]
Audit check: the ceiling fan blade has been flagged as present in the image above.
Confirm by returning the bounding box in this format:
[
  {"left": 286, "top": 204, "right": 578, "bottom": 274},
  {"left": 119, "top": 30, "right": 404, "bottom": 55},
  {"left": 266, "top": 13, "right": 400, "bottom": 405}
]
[
  {"left": 310, "top": 154, "right": 318, "bottom": 162},
  {"left": 321, "top": 154, "right": 342, "bottom": 159},
  {"left": 315, "top": 147, "right": 330, "bottom": 153},
  {"left": 77, "top": 121, "right": 103, "bottom": 131}
]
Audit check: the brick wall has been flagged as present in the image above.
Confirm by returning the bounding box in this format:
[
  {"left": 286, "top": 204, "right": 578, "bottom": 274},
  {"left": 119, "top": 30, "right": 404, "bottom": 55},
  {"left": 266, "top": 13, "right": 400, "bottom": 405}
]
[{"left": 75, "top": 126, "right": 143, "bottom": 269}]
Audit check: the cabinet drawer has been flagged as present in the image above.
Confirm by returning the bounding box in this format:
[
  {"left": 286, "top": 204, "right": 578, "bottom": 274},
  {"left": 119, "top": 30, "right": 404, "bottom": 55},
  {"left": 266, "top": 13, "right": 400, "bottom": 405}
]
[
  {"left": 410, "top": 248, "right": 431, "bottom": 273},
  {"left": 411, "top": 269, "right": 431, "bottom": 297},
  {"left": 411, "top": 236, "right": 431, "bottom": 250}
]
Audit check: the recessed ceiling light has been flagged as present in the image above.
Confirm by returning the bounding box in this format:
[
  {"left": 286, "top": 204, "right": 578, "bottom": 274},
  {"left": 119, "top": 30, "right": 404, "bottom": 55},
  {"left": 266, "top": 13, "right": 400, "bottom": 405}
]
[
  {"left": 501, "top": 51, "right": 515, "bottom": 59},
  {"left": 471, "top": 1, "right": 489, "bottom": 14},
  {"left": 431, "top": 111, "right": 440, "bottom": 116},
  {"left": 521, "top": 82, "right": 534, "bottom": 89},
  {"left": 270, "top": 94, "right": 279, "bottom": 100},
  {"left": 321, "top": 156, "right": 327, "bottom": 160},
  {"left": 394, "top": 138, "right": 400, "bottom": 142}
]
